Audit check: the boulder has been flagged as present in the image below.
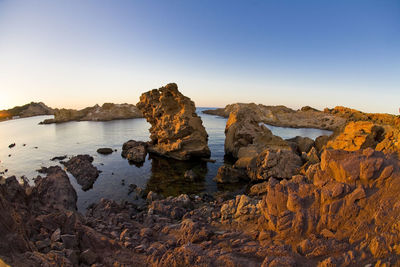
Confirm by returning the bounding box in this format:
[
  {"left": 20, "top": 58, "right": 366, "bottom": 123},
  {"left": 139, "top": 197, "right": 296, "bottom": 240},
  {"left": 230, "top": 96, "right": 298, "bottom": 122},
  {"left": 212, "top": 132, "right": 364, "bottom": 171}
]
[
  {"left": 62, "top": 155, "right": 100, "bottom": 191},
  {"left": 97, "top": 148, "right": 113, "bottom": 155},
  {"left": 121, "top": 140, "right": 148, "bottom": 163},
  {"left": 286, "top": 136, "right": 315, "bottom": 154},
  {"left": 214, "top": 165, "right": 247, "bottom": 183},
  {"left": 137, "top": 83, "right": 210, "bottom": 160},
  {"left": 247, "top": 149, "right": 302, "bottom": 180},
  {"left": 33, "top": 166, "right": 77, "bottom": 211}
]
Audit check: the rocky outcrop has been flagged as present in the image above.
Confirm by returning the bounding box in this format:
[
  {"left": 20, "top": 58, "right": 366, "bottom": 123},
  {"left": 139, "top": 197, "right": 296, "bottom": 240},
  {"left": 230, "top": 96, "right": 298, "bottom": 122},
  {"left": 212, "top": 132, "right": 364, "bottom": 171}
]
[
  {"left": 137, "top": 83, "right": 210, "bottom": 160},
  {"left": 224, "top": 105, "right": 289, "bottom": 159},
  {"left": 33, "top": 166, "right": 77, "bottom": 211},
  {"left": 325, "top": 106, "right": 400, "bottom": 128},
  {"left": 204, "top": 103, "right": 346, "bottom": 130},
  {"left": 40, "top": 103, "right": 142, "bottom": 124},
  {"left": 0, "top": 102, "right": 53, "bottom": 122},
  {"left": 326, "top": 121, "right": 400, "bottom": 156},
  {"left": 220, "top": 105, "right": 303, "bottom": 182},
  {"left": 121, "top": 140, "right": 148, "bottom": 164},
  {"left": 247, "top": 149, "right": 302, "bottom": 180},
  {"left": 2, "top": 147, "right": 400, "bottom": 266},
  {"left": 62, "top": 155, "right": 100, "bottom": 191},
  {"left": 213, "top": 165, "right": 247, "bottom": 183}
]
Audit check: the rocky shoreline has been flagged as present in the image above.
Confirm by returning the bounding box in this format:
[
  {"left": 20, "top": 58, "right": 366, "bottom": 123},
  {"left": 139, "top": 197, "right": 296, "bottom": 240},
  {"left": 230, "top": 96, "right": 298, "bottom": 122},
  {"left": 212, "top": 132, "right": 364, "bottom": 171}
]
[
  {"left": 202, "top": 103, "right": 347, "bottom": 131},
  {"left": 1, "top": 147, "right": 400, "bottom": 266},
  {"left": 40, "top": 103, "right": 143, "bottom": 124},
  {"left": 0, "top": 102, "right": 54, "bottom": 122},
  {"left": 1, "top": 84, "right": 400, "bottom": 266}
]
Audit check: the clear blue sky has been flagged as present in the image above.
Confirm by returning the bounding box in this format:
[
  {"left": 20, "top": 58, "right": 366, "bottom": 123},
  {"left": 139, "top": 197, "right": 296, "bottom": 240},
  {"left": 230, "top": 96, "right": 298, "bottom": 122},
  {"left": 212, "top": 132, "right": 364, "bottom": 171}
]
[{"left": 0, "top": 0, "right": 399, "bottom": 113}]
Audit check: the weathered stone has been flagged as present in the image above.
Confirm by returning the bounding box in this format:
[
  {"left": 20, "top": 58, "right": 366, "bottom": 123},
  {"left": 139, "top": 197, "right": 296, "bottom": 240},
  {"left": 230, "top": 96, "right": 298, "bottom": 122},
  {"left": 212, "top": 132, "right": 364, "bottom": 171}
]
[
  {"left": 286, "top": 136, "right": 315, "bottom": 154},
  {"left": 214, "top": 165, "right": 247, "bottom": 183},
  {"left": 247, "top": 149, "right": 302, "bottom": 180},
  {"left": 121, "top": 140, "right": 148, "bottom": 163},
  {"left": 137, "top": 83, "right": 210, "bottom": 160},
  {"left": 62, "top": 155, "right": 100, "bottom": 191},
  {"left": 80, "top": 249, "right": 98, "bottom": 265},
  {"left": 34, "top": 166, "right": 77, "bottom": 211}
]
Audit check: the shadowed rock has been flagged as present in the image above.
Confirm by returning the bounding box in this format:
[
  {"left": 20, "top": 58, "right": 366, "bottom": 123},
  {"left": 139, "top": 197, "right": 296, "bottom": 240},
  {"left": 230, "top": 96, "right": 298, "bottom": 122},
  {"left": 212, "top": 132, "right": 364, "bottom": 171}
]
[
  {"left": 62, "top": 155, "right": 100, "bottom": 191},
  {"left": 97, "top": 148, "right": 113, "bottom": 155},
  {"left": 137, "top": 83, "right": 210, "bottom": 160},
  {"left": 121, "top": 140, "right": 148, "bottom": 164}
]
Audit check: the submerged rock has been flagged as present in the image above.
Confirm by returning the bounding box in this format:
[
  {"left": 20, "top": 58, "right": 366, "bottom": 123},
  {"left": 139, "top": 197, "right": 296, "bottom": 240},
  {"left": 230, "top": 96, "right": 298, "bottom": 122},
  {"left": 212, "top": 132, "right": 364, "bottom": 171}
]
[
  {"left": 62, "top": 155, "right": 100, "bottom": 191},
  {"left": 137, "top": 83, "right": 210, "bottom": 160}
]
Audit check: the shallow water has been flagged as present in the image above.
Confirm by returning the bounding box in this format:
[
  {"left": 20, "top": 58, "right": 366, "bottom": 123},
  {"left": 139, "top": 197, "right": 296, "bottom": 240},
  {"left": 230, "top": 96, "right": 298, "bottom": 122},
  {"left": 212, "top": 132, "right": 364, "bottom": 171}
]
[
  {"left": 262, "top": 124, "right": 332, "bottom": 140},
  {"left": 0, "top": 108, "right": 331, "bottom": 211}
]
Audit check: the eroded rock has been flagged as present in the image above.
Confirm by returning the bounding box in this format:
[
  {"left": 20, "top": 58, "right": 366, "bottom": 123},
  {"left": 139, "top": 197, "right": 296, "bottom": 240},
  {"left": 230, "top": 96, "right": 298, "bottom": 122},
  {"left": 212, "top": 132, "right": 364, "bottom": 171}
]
[
  {"left": 137, "top": 83, "right": 210, "bottom": 160},
  {"left": 62, "top": 155, "right": 100, "bottom": 191},
  {"left": 121, "top": 140, "right": 148, "bottom": 164}
]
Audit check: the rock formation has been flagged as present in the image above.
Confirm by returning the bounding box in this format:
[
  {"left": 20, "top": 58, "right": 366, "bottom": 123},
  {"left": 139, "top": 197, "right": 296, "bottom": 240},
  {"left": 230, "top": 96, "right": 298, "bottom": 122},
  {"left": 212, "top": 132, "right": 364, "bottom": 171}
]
[
  {"left": 41, "top": 103, "right": 142, "bottom": 124},
  {"left": 326, "top": 120, "right": 400, "bottom": 157},
  {"left": 325, "top": 106, "right": 400, "bottom": 128},
  {"left": 218, "top": 105, "right": 302, "bottom": 182},
  {"left": 203, "top": 103, "right": 346, "bottom": 130},
  {"left": 224, "top": 105, "right": 289, "bottom": 159},
  {"left": 121, "top": 140, "right": 148, "bottom": 164},
  {"left": 62, "top": 155, "right": 100, "bottom": 191},
  {"left": 137, "top": 83, "right": 210, "bottom": 160},
  {"left": 2, "top": 146, "right": 400, "bottom": 265},
  {"left": 0, "top": 102, "right": 54, "bottom": 122}
]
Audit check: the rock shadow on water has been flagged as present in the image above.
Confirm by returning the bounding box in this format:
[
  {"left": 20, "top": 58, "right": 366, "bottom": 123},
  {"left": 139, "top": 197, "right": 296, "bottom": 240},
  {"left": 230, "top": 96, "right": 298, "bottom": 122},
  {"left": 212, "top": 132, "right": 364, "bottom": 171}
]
[{"left": 145, "top": 154, "right": 208, "bottom": 197}]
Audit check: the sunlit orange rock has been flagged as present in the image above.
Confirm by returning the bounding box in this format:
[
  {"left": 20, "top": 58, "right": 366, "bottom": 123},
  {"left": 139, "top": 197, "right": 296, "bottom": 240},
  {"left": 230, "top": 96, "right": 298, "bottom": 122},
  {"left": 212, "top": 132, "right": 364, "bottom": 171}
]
[{"left": 137, "top": 83, "right": 210, "bottom": 160}]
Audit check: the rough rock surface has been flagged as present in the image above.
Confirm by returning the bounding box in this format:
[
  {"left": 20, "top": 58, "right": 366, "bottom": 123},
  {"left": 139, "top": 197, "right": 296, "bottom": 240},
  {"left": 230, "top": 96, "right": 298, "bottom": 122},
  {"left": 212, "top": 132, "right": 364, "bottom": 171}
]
[
  {"left": 41, "top": 103, "right": 142, "bottom": 124},
  {"left": 137, "top": 83, "right": 210, "bottom": 160},
  {"left": 326, "top": 120, "right": 400, "bottom": 156},
  {"left": 224, "top": 105, "right": 289, "bottom": 159},
  {"left": 121, "top": 140, "right": 148, "bottom": 164},
  {"left": 247, "top": 149, "right": 302, "bottom": 180},
  {"left": 325, "top": 106, "right": 400, "bottom": 128},
  {"left": 62, "top": 155, "right": 100, "bottom": 191},
  {"left": 214, "top": 165, "right": 247, "bottom": 183},
  {"left": 2, "top": 147, "right": 400, "bottom": 266},
  {"left": 326, "top": 121, "right": 385, "bottom": 151},
  {"left": 204, "top": 103, "right": 346, "bottom": 130},
  {"left": 33, "top": 166, "right": 78, "bottom": 211}
]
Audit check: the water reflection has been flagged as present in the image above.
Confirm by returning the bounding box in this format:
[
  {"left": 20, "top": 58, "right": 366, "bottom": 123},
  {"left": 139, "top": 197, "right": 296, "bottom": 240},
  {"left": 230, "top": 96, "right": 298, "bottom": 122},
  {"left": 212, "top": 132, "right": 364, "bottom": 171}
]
[{"left": 145, "top": 155, "right": 208, "bottom": 196}]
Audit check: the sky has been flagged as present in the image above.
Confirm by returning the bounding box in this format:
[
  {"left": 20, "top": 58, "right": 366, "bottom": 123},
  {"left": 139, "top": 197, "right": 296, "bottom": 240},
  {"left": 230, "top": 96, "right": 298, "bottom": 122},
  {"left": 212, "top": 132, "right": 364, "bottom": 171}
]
[{"left": 0, "top": 0, "right": 399, "bottom": 114}]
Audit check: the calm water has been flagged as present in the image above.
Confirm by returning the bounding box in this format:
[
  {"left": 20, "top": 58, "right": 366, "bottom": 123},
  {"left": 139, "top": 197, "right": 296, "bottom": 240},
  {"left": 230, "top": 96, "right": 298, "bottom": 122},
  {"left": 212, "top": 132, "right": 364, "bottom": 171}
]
[{"left": 0, "top": 108, "right": 331, "bottom": 211}]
